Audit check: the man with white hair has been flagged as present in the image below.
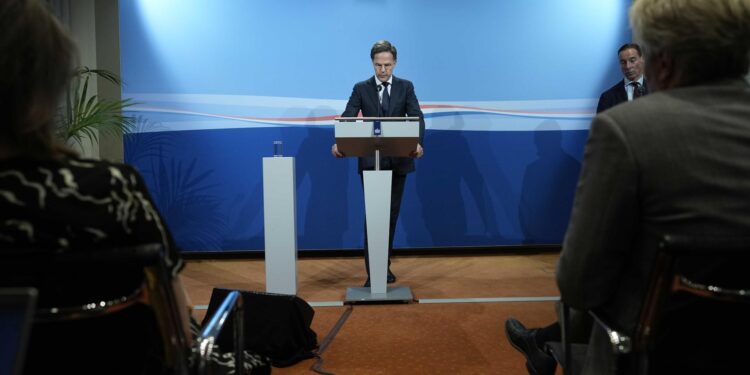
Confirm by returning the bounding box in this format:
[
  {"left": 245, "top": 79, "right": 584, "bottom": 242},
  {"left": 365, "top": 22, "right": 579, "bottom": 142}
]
[{"left": 506, "top": 0, "right": 750, "bottom": 373}]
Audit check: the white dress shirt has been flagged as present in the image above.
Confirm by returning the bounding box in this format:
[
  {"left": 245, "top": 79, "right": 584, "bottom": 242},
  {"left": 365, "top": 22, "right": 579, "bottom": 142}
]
[{"left": 624, "top": 75, "right": 645, "bottom": 101}]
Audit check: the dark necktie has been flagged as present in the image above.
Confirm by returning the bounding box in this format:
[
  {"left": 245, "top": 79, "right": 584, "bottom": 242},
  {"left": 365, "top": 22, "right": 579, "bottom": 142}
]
[
  {"left": 381, "top": 82, "right": 390, "bottom": 115},
  {"left": 631, "top": 82, "right": 642, "bottom": 99}
]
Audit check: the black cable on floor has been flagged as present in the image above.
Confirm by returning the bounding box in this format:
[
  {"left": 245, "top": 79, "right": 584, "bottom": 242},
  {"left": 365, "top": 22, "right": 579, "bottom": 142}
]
[{"left": 311, "top": 304, "right": 354, "bottom": 375}]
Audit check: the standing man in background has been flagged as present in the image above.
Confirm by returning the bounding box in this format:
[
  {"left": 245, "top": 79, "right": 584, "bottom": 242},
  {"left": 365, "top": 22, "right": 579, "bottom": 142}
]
[
  {"left": 331, "top": 40, "right": 425, "bottom": 287},
  {"left": 596, "top": 43, "right": 649, "bottom": 113}
]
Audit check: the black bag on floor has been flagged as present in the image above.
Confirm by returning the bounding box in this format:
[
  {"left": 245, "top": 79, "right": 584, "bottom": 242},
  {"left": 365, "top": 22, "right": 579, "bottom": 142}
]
[{"left": 202, "top": 288, "right": 318, "bottom": 367}]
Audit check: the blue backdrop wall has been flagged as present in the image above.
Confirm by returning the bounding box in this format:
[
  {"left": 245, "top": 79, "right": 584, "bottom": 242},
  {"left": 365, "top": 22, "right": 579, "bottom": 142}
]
[{"left": 120, "top": 0, "right": 632, "bottom": 252}]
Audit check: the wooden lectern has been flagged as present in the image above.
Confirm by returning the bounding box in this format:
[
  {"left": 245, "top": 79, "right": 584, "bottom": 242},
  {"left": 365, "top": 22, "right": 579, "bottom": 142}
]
[{"left": 335, "top": 117, "right": 420, "bottom": 303}]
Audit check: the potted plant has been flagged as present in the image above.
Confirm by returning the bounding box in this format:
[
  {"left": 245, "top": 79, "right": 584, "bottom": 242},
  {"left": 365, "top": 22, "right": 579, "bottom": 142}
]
[{"left": 58, "top": 67, "right": 136, "bottom": 149}]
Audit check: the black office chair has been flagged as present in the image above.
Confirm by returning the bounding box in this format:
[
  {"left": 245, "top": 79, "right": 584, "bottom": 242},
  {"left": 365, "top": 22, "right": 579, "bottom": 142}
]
[
  {"left": 546, "top": 234, "right": 750, "bottom": 375},
  {"left": 0, "top": 244, "right": 245, "bottom": 375}
]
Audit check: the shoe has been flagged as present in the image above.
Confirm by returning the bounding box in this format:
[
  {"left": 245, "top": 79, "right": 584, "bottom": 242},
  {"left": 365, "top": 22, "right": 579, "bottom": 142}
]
[
  {"left": 504, "top": 318, "right": 557, "bottom": 375},
  {"left": 387, "top": 269, "right": 396, "bottom": 283}
]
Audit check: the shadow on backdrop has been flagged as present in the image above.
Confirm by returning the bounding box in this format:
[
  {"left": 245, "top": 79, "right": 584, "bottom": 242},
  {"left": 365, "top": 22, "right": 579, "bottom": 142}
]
[
  {"left": 411, "top": 115, "right": 502, "bottom": 246},
  {"left": 518, "top": 120, "right": 581, "bottom": 244},
  {"left": 295, "top": 108, "right": 350, "bottom": 249},
  {"left": 126, "top": 124, "right": 228, "bottom": 251}
]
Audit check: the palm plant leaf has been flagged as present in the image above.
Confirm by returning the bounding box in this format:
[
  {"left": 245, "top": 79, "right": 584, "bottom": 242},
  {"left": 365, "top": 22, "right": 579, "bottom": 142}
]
[{"left": 59, "top": 67, "right": 136, "bottom": 147}]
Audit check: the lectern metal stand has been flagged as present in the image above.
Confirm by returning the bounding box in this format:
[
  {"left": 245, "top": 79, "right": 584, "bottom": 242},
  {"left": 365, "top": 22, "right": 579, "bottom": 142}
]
[{"left": 335, "top": 117, "right": 418, "bottom": 303}]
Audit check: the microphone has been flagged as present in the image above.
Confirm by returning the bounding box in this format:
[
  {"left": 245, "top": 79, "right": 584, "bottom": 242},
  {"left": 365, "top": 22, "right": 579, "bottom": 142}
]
[
  {"left": 377, "top": 85, "right": 382, "bottom": 92},
  {"left": 638, "top": 86, "right": 646, "bottom": 97}
]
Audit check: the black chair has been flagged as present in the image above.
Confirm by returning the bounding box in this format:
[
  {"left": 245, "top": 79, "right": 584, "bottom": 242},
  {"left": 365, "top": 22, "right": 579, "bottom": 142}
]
[
  {"left": 547, "top": 234, "right": 750, "bottom": 375},
  {"left": 0, "top": 244, "right": 244, "bottom": 375}
]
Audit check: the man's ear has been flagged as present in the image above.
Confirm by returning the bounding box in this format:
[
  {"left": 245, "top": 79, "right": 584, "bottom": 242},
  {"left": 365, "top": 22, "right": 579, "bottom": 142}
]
[{"left": 654, "top": 52, "right": 677, "bottom": 89}]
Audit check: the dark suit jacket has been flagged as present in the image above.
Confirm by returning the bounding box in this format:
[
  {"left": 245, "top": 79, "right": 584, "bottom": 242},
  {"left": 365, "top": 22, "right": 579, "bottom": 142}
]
[
  {"left": 557, "top": 79, "right": 750, "bottom": 374},
  {"left": 596, "top": 78, "right": 649, "bottom": 113},
  {"left": 342, "top": 76, "right": 425, "bottom": 175}
]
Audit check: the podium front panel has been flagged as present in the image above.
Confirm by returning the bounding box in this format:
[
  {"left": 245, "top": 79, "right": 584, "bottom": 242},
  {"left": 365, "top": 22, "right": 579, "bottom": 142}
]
[
  {"left": 334, "top": 120, "right": 419, "bottom": 157},
  {"left": 336, "top": 137, "right": 418, "bottom": 157}
]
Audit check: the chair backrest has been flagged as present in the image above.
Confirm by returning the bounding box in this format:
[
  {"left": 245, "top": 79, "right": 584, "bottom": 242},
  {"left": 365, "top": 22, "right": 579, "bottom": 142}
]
[
  {"left": 634, "top": 234, "right": 750, "bottom": 373},
  {"left": 0, "top": 288, "right": 37, "bottom": 375},
  {"left": 551, "top": 234, "right": 750, "bottom": 375},
  {"left": 0, "top": 244, "right": 191, "bottom": 374}
]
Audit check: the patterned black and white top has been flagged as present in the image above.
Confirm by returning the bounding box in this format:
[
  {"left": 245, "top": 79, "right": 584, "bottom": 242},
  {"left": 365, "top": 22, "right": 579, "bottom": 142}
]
[{"left": 0, "top": 155, "right": 182, "bottom": 274}]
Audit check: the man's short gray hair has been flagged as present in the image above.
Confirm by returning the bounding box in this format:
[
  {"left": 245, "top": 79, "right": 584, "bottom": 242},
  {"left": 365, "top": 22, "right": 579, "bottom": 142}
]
[{"left": 630, "top": 0, "right": 750, "bottom": 84}]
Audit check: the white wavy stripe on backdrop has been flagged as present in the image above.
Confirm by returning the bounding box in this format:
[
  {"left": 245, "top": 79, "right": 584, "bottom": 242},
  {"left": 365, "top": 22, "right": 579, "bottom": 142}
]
[{"left": 125, "top": 93, "right": 597, "bottom": 133}]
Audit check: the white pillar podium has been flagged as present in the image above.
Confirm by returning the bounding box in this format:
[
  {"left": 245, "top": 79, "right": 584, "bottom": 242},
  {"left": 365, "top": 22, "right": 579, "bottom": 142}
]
[
  {"left": 262, "top": 156, "right": 297, "bottom": 295},
  {"left": 363, "top": 170, "right": 391, "bottom": 294},
  {"left": 335, "top": 117, "right": 419, "bottom": 303}
]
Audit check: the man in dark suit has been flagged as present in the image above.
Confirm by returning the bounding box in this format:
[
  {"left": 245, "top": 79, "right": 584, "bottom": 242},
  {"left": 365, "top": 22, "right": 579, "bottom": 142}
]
[
  {"left": 596, "top": 43, "right": 649, "bottom": 113},
  {"left": 505, "top": 0, "right": 750, "bottom": 374},
  {"left": 331, "top": 40, "right": 425, "bottom": 286}
]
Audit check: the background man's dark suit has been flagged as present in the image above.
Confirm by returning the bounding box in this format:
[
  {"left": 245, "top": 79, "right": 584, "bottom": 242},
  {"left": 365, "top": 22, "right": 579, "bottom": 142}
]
[
  {"left": 595, "top": 79, "right": 649, "bottom": 113},
  {"left": 342, "top": 75, "right": 425, "bottom": 275}
]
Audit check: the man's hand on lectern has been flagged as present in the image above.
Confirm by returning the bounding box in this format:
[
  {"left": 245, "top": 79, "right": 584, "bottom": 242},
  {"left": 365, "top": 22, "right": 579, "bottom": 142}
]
[
  {"left": 331, "top": 143, "right": 345, "bottom": 158},
  {"left": 411, "top": 143, "right": 424, "bottom": 158}
]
